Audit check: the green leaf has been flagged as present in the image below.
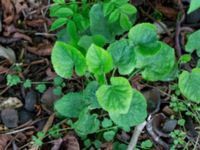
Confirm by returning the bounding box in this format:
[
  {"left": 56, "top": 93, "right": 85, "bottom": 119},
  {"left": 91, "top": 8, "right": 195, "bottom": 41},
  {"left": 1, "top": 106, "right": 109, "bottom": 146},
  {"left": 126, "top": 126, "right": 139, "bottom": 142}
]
[
  {"left": 52, "top": 7, "right": 73, "bottom": 17},
  {"left": 96, "top": 77, "right": 133, "bottom": 114},
  {"left": 83, "top": 81, "right": 100, "bottom": 109},
  {"left": 6, "top": 74, "right": 21, "bottom": 87},
  {"left": 187, "top": 0, "right": 200, "bottom": 14},
  {"left": 73, "top": 109, "right": 100, "bottom": 136},
  {"left": 108, "top": 9, "right": 120, "bottom": 23},
  {"left": 120, "top": 3, "right": 137, "bottom": 15},
  {"left": 67, "top": 20, "right": 79, "bottom": 44},
  {"left": 53, "top": 76, "right": 63, "bottom": 86},
  {"left": 50, "top": 18, "right": 67, "bottom": 31},
  {"left": 103, "top": 2, "right": 115, "bottom": 16},
  {"left": 23, "top": 79, "right": 32, "bottom": 88},
  {"left": 103, "top": 130, "right": 116, "bottom": 141},
  {"left": 135, "top": 41, "right": 161, "bottom": 56},
  {"left": 78, "top": 35, "right": 106, "bottom": 50},
  {"left": 141, "top": 140, "right": 153, "bottom": 149},
  {"left": 51, "top": 41, "right": 87, "bottom": 78},
  {"left": 94, "top": 140, "right": 102, "bottom": 148},
  {"left": 120, "top": 13, "right": 132, "bottom": 30},
  {"left": 109, "top": 89, "right": 147, "bottom": 129},
  {"left": 108, "top": 39, "right": 136, "bottom": 75},
  {"left": 185, "top": 29, "right": 200, "bottom": 56},
  {"left": 113, "top": 142, "right": 127, "bottom": 150},
  {"left": 54, "top": 92, "right": 87, "bottom": 118},
  {"left": 53, "top": 86, "right": 63, "bottom": 96},
  {"left": 128, "top": 23, "right": 158, "bottom": 45},
  {"left": 179, "top": 54, "right": 191, "bottom": 64},
  {"left": 36, "top": 84, "right": 46, "bottom": 93},
  {"left": 90, "top": 4, "right": 113, "bottom": 42},
  {"left": 53, "top": 0, "right": 65, "bottom": 4},
  {"left": 137, "top": 42, "right": 176, "bottom": 81},
  {"left": 102, "top": 118, "right": 113, "bottom": 128},
  {"left": 86, "top": 44, "right": 113, "bottom": 75},
  {"left": 178, "top": 68, "right": 200, "bottom": 103}
]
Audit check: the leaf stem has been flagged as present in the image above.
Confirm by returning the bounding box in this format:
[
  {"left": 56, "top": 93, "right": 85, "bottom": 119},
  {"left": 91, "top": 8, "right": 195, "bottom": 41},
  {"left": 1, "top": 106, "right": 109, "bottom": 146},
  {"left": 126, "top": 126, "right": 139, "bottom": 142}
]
[
  {"left": 104, "top": 74, "right": 108, "bottom": 84},
  {"left": 111, "top": 68, "right": 117, "bottom": 77},
  {"left": 128, "top": 69, "right": 141, "bottom": 80}
]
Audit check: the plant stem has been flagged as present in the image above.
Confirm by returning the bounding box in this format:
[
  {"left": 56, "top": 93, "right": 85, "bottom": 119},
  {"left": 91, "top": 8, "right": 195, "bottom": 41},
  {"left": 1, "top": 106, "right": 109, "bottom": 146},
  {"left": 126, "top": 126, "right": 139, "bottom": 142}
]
[
  {"left": 128, "top": 69, "right": 140, "bottom": 80},
  {"left": 96, "top": 126, "right": 118, "bottom": 133},
  {"left": 127, "top": 121, "right": 146, "bottom": 150},
  {"left": 104, "top": 74, "right": 108, "bottom": 84},
  {"left": 111, "top": 68, "right": 117, "bottom": 77}
]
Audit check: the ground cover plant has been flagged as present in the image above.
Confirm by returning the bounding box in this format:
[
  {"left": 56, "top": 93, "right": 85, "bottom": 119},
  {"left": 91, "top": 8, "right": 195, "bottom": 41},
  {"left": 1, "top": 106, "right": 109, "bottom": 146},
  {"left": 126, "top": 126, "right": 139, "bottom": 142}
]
[{"left": 1, "top": 0, "right": 200, "bottom": 149}]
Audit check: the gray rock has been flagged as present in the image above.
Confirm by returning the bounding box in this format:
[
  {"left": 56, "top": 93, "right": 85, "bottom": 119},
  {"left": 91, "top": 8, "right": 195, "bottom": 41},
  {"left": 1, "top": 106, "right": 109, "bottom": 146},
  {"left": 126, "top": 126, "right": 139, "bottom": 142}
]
[
  {"left": 162, "top": 119, "right": 177, "bottom": 133},
  {"left": 25, "top": 91, "right": 37, "bottom": 112},
  {"left": 18, "top": 109, "right": 33, "bottom": 124},
  {"left": 41, "top": 87, "right": 60, "bottom": 110},
  {"left": 1, "top": 108, "right": 18, "bottom": 128}
]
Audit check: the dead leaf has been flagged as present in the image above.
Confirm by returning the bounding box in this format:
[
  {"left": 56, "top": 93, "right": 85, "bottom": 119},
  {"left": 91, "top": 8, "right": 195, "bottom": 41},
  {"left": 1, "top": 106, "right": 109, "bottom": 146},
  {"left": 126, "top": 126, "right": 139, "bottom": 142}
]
[
  {"left": 25, "top": 18, "right": 47, "bottom": 28},
  {"left": 1, "top": 0, "right": 15, "bottom": 24},
  {"left": 0, "top": 45, "right": 16, "bottom": 63},
  {"left": 0, "top": 97, "right": 23, "bottom": 110},
  {"left": 26, "top": 43, "right": 52, "bottom": 56},
  {"left": 12, "top": 0, "right": 28, "bottom": 14},
  {"left": 156, "top": 4, "right": 178, "bottom": 20},
  {"left": 0, "top": 135, "right": 12, "bottom": 150}
]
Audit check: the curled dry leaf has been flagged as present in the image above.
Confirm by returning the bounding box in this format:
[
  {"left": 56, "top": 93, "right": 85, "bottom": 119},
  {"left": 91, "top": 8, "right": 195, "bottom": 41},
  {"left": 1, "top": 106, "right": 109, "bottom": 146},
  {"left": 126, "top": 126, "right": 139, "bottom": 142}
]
[
  {"left": 0, "top": 45, "right": 16, "bottom": 63},
  {"left": 1, "top": 0, "right": 15, "bottom": 24},
  {"left": 0, "top": 135, "right": 12, "bottom": 150},
  {"left": 0, "top": 97, "right": 23, "bottom": 110},
  {"left": 26, "top": 43, "right": 52, "bottom": 56}
]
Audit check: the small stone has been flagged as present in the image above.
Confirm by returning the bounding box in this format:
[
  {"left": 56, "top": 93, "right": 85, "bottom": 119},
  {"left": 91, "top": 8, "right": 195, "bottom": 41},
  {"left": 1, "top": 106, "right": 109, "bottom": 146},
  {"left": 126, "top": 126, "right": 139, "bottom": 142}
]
[
  {"left": 1, "top": 108, "right": 18, "bottom": 128},
  {"left": 162, "top": 119, "right": 177, "bottom": 133},
  {"left": 18, "top": 109, "right": 34, "bottom": 124},
  {"left": 25, "top": 91, "right": 37, "bottom": 112},
  {"left": 41, "top": 87, "right": 60, "bottom": 110}
]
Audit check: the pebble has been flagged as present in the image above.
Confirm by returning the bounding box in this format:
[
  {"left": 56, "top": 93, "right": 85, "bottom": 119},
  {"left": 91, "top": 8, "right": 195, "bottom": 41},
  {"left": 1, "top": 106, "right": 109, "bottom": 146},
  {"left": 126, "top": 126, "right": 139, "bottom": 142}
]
[
  {"left": 162, "top": 119, "right": 177, "bottom": 133},
  {"left": 41, "top": 87, "right": 60, "bottom": 110},
  {"left": 25, "top": 90, "right": 37, "bottom": 112},
  {"left": 1, "top": 108, "right": 18, "bottom": 128},
  {"left": 18, "top": 109, "right": 34, "bottom": 124}
]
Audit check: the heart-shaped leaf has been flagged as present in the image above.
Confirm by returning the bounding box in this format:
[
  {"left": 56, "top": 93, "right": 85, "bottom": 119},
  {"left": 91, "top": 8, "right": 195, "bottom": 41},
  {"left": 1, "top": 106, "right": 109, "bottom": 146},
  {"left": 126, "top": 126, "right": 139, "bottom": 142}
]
[
  {"left": 51, "top": 41, "right": 87, "bottom": 78},
  {"left": 96, "top": 77, "right": 133, "bottom": 114},
  {"left": 86, "top": 44, "right": 113, "bottom": 75},
  {"left": 128, "top": 23, "right": 158, "bottom": 46},
  {"left": 185, "top": 29, "right": 200, "bottom": 57},
  {"left": 178, "top": 68, "right": 200, "bottom": 103},
  {"left": 136, "top": 42, "right": 176, "bottom": 81},
  {"left": 108, "top": 39, "right": 136, "bottom": 75},
  {"left": 109, "top": 89, "right": 147, "bottom": 129},
  {"left": 73, "top": 109, "right": 100, "bottom": 136},
  {"left": 54, "top": 92, "right": 87, "bottom": 118}
]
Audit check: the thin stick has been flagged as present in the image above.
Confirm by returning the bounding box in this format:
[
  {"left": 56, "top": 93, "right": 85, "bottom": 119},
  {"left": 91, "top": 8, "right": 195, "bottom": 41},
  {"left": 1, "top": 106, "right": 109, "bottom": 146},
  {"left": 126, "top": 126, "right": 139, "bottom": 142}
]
[{"left": 127, "top": 121, "right": 146, "bottom": 150}]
